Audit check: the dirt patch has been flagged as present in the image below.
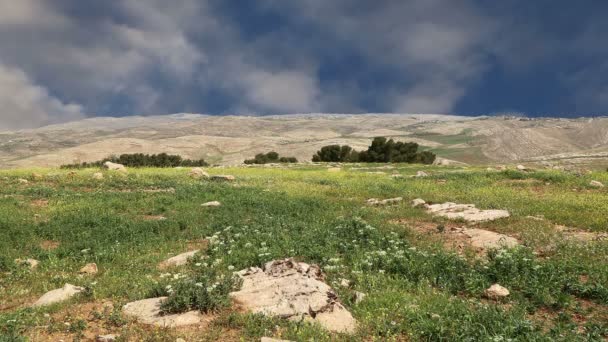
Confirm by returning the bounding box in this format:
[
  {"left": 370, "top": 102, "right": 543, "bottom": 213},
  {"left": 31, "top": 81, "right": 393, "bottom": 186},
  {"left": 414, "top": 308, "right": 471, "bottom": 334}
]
[
  {"left": 141, "top": 215, "right": 167, "bottom": 221},
  {"left": 40, "top": 240, "right": 60, "bottom": 251},
  {"left": 555, "top": 225, "right": 608, "bottom": 242},
  {"left": 31, "top": 199, "right": 49, "bottom": 207}
]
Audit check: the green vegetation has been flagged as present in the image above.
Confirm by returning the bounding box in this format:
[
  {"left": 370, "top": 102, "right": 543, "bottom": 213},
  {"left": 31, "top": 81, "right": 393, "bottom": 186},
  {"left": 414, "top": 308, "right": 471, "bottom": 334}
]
[
  {"left": 61, "top": 153, "right": 208, "bottom": 169},
  {"left": 313, "top": 137, "right": 436, "bottom": 164},
  {"left": 244, "top": 151, "right": 298, "bottom": 164},
  {"left": 1, "top": 165, "right": 607, "bottom": 341}
]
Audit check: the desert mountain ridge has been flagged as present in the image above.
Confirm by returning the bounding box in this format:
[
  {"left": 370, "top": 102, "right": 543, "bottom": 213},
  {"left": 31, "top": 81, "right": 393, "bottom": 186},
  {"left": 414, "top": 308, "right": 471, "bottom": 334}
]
[{"left": 1, "top": 113, "right": 608, "bottom": 168}]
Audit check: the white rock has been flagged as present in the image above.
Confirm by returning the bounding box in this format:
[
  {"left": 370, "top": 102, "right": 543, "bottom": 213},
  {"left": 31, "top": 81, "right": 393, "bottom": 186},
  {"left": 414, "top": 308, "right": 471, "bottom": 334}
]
[
  {"left": 463, "top": 228, "right": 519, "bottom": 249},
  {"left": 96, "top": 334, "right": 117, "bottom": 342},
  {"left": 415, "top": 171, "right": 429, "bottom": 178},
  {"left": 18, "top": 178, "right": 29, "bottom": 184},
  {"left": 15, "top": 258, "right": 39, "bottom": 269},
  {"left": 516, "top": 164, "right": 527, "bottom": 171},
  {"left": 175, "top": 338, "right": 186, "bottom": 342},
  {"left": 92, "top": 172, "right": 104, "bottom": 180},
  {"left": 339, "top": 278, "right": 351, "bottom": 287},
  {"left": 424, "top": 202, "right": 510, "bottom": 222},
  {"left": 201, "top": 201, "right": 221, "bottom": 207},
  {"left": 32, "top": 284, "right": 85, "bottom": 307},
  {"left": 353, "top": 291, "right": 366, "bottom": 304},
  {"left": 158, "top": 250, "right": 199, "bottom": 269},
  {"left": 327, "top": 167, "right": 341, "bottom": 172},
  {"left": 122, "top": 297, "right": 202, "bottom": 327},
  {"left": 411, "top": 198, "right": 426, "bottom": 207},
  {"left": 590, "top": 180, "right": 605, "bottom": 188},
  {"left": 103, "top": 161, "right": 127, "bottom": 172},
  {"left": 367, "top": 197, "right": 403, "bottom": 206},
  {"left": 189, "top": 168, "right": 209, "bottom": 179},
  {"left": 261, "top": 338, "right": 294, "bottom": 342},
  {"left": 211, "top": 175, "right": 235, "bottom": 181},
  {"left": 230, "top": 258, "right": 357, "bottom": 334},
  {"left": 484, "top": 284, "right": 510, "bottom": 299},
  {"left": 79, "top": 263, "right": 98, "bottom": 275}
]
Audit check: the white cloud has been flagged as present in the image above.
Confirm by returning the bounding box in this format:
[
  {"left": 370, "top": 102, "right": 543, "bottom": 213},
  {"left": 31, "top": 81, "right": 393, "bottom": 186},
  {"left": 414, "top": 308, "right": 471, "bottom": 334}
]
[
  {"left": 0, "top": 63, "right": 84, "bottom": 130},
  {"left": 0, "top": 0, "right": 67, "bottom": 27}
]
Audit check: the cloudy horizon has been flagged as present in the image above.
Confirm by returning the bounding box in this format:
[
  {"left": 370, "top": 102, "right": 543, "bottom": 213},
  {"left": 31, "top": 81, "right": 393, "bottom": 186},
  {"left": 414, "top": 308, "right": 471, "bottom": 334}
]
[{"left": 1, "top": 0, "right": 607, "bottom": 130}]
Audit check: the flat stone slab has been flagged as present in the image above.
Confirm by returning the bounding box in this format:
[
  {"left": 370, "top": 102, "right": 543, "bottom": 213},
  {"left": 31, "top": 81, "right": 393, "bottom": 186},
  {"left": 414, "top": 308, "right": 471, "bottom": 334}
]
[
  {"left": 230, "top": 258, "right": 357, "bottom": 334},
  {"left": 201, "top": 201, "right": 221, "bottom": 207},
  {"left": 463, "top": 228, "right": 519, "bottom": 249},
  {"left": 122, "top": 297, "right": 202, "bottom": 327},
  {"left": 367, "top": 197, "right": 403, "bottom": 206},
  {"left": 425, "top": 202, "right": 510, "bottom": 222},
  {"left": 33, "top": 284, "right": 85, "bottom": 307},
  {"left": 158, "top": 250, "right": 199, "bottom": 269}
]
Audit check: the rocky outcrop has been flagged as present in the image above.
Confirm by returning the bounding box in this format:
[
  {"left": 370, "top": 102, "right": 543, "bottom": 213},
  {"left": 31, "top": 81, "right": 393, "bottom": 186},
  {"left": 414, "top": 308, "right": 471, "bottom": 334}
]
[
  {"left": 230, "top": 258, "right": 357, "bottom": 334},
  {"left": 122, "top": 297, "right": 202, "bottom": 327},
  {"left": 367, "top": 197, "right": 403, "bottom": 206},
  {"left": 424, "top": 202, "right": 510, "bottom": 222},
  {"left": 32, "top": 284, "right": 85, "bottom": 307}
]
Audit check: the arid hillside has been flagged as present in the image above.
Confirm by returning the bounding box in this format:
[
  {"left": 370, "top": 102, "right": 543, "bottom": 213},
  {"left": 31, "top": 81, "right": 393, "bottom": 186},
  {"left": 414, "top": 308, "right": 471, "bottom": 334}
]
[{"left": 1, "top": 114, "right": 607, "bottom": 168}]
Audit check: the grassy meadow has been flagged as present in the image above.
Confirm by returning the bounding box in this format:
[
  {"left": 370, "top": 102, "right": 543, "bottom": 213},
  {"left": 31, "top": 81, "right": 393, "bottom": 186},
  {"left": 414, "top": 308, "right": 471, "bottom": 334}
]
[{"left": 0, "top": 164, "right": 607, "bottom": 341}]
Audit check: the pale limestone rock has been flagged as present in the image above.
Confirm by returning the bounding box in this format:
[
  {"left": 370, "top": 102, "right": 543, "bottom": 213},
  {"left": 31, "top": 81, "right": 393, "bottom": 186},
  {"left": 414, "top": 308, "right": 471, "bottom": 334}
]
[
  {"left": 463, "top": 228, "right": 519, "bottom": 249},
  {"left": 230, "top": 258, "right": 357, "bottom": 334},
  {"left": 32, "top": 284, "right": 85, "bottom": 307},
  {"left": 189, "top": 168, "right": 209, "bottom": 179},
  {"left": 103, "top": 161, "right": 127, "bottom": 172},
  {"left": 158, "top": 250, "right": 199, "bottom": 269},
  {"left": 261, "top": 338, "right": 294, "bottom": 342},
  {"left": 590, "top": 180, "right": 605, "bottom": 188},
  {"left": 424, "top": 202, "right": 510, "bottom": 222},
  {"left": 415, "top": 171, "right": 429, "bottom": 177},
  {"left": 211, "top": 175, "right": 235, "bottom": 181},
  {"left": 367, "top": 197, "right": 403, "bottom": 206},
  {"left": 92, "top": 172, "right": 104, "bottom": 180},
  {"left": 15, "top": 258, "right": 39, "bottom": 269},
  {"left": 484, "top": 284, "right": 510, "bottom": 299},
  {"left": 201, "top": 201, "right": 221, "bottom": 207},
  {"left": 411, "top": 198, "right": 426, "bottom": 207},
  {"left": 96, "top": 334, "right": 117, "bottom": 342},
  {"left": 122, "top": 297, "right": 202, "bottom": 327},
  {"left": 79, "top": 263, "right": 98, "bottom": 275}
]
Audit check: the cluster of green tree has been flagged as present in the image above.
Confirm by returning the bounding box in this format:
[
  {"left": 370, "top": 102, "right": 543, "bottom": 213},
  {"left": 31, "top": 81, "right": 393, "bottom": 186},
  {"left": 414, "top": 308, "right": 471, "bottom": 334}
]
[
  {"left": 244, "top": 151, "right": 298, "bottom": 164},
  {"left": 312, "top": 137, "right": 436, "bottom": 164},
  {"left": 61, "top": 153, "right": 208, "bottom": 169}
]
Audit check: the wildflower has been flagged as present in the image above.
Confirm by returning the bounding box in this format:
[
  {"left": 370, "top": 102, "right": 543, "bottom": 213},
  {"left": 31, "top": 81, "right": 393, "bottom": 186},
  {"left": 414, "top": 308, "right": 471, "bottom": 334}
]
[{"left": 228, "top": 265, "right": 235, "bottom": 271}]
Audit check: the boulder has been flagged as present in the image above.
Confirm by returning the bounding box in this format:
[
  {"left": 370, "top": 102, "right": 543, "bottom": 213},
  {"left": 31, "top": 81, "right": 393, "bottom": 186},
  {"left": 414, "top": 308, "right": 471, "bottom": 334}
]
[
  {"left": 122, "top": 297, "right": 202, "bottom": 327},
  {"left": 15, "top": 258, "right": 39, "bottom": 269},
  {"left": 103, "top": 161, "right": 127, "bottom": 172},
  {"left": 18, "top": 178, "right": 29, "bottom": 184},
  {"left": 367, "top": 197, "right": 403, "bottom": 206},
  {"left": 79, "top": 263, "right": 98, "bottom": 275},
  {"left": 201, "top": 201, "right": 221, "bottom": 207},
  {"left": 158, "top": 250, "right": 199, "bottom": 269},
  {"left": 92, "top": 172, "right": 104, "bottom": 180},
  {"left": 96, "top": 334, "right": 117, "bottom": 342},
  {"left": 463, "top": 228, "right": 519, "bottom": 249},
  {"left": 353, "top": 291, "right": 366, "bottom": 304},
  {"left": 484, "top": 284, "right": 510, "bottom": 299},
  {"left": 424, "top": 202, "right": 510, "bottom": 222},
  {"left": 189, "top": 168, "right": 209, "bottom": 179},
  {"left": 211, "top": 175, "right": 235, "bottom": 182},
  {"left": 411, "top": 198, "right": 426, "bottom": 207},
  {"left": 415, "top": 171, "right": 429, "bottom": 178},
  {"left": 32, "top": 284, "right": 85, "bottom": 307},
  {"left": 230, "top": 258, "right": 357, "bottom": 334},
  {"left": 590, "top": 180, "right": 605, "bottom": 188},
  {"left": 516, "top": 164, "right": 527, "bottom": 171}
]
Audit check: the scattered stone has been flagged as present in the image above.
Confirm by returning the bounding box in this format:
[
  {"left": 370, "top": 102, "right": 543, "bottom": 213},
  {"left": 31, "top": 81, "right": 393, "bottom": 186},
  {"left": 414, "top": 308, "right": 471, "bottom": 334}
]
[
  {"left": 32, "top": 172, "right": 43, "bottom": 180},
  {"left": 122, "top": 297, "right": 202, "bottom": 327},
  {"left": 79, "top": 263, "right": 98, "bottom": 275},
  {"left": 103, "top": 161, "right": 127, "bottom": 172},
  {"left": 261, "top": 338, "right": 294, "bottom": 342},
  {"left": 411, "top": 198, "right": 426, "bottom": 207},
  {"left": 367, "top": 197, "right": 403, "bottom": 206},
  {"left": 327, "top": 167, "right": 341, "bottom": 172},
  {"left": 424, "top": 202, "right": 510, "bottom": 222},
  {"left": 189, "top": 168, "right": 209, "bottom": 179},
  {"left": 590, "top": 180, "right": 605, "bottom": 188},
  {"left": 96, "top": 334, "right": 117, "bottom": 342},
  {"left": 32, "top": 284, "right": 85, "bottom": 307},
  {"left": 463, "top": 228, "right": 519, "bottom": 249},
  {"left": 353, "top": 291, "right": 366, "bottom": 304},
  {"left": 18, "top": 178, "right": 29, "bottom": 184},
  {"left": 15, "top": 258, "right": 39, "bottom": 269},
  {"left": 211, "top": 175, "right": 235, "bottom": 181},
  {"left": 201, "top": 201, "right": 221, "bottom": 207},
  {"left": 484, "top": 284, "right": 510, "bottom": 299},
  {"left": 516, "top": 164, "right": 527, "bottom": 171},
  {"left": 415, "top": 171, "right": 429, "bottom": 178},
  {"left": 339, "top": 278, "right": 351, "bottom": 287},
  {"left": 92, "top": 172, "right": 104, "bottom": 180},
  {"left": 230, "top": 258, "right": 357, "bottom": 334},
  {"left": 158, "top": 250, "right": 200, "bottom": 269},
  {"left": 390, "top": 174, "right": 404, "bottom": 178}
]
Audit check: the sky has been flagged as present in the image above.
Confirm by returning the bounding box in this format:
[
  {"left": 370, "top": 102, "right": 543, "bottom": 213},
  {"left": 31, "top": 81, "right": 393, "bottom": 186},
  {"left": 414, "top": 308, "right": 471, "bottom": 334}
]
[{"left": 1, "top": 0, "right": 607, "bottom": 129}]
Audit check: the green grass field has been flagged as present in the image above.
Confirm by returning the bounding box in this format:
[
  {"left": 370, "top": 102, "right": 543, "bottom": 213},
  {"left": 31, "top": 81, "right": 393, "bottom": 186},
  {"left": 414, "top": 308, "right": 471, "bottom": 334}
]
[{"left": 1, "top": 165, "right": 607, "bottom": 341}]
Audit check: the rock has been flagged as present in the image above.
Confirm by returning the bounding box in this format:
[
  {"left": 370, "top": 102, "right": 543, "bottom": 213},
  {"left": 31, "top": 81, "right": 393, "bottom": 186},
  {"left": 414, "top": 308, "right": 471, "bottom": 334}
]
[
  {"left": 92, "top": 172, "right": 104, "bottom": 180},
  {"left": 15, "top": 258, "right": 39, "bottom": 269},
  {"left": 230, "top": 258, "right": 357, "bottom": 334},
  {"left": 96, "top": 334, "right": 117, "bottom": 342},
  {"left": 18, "top": 178, "right": 29, "bottom": 184},
  {"left": 424, "top": 202, "right": 510, "bottom": 222},
  {"left": 327, "top": 167, "right": 341, "bottom": 172},
  {"left": 463, "top": 228, "right": 519, "bottom": 249},
  {"left": 201, "top": 201, "right": 221, "bottom": 207},
  {"left": 122, "top": 297, "right": 202, "bottom": 327},
  {"left": 411, "top": 198, "right": 426, "bottom": 207},
  {"left": 79, "top": 263, "right": 98, "bottom": 275},
  {"left": 339, "top": 278, "right": 351, "bottom": 287},
  {"left": 32, "top": 284, "right": 85, "bottom": 307},
  {"left": 189, "top": 168, "right": 209, "bottom": 179},
  {"left": 211, "top": 175, "right": 235, "bottom": 181},
  {"left": 175, "top": 338, "right": 186, "bottom": 342},
  {"left": 516, "top": 164, "right": 527, "bottom": 171},
  {"left": 590, "top": 180, "right": 605, "bottom": 188},
  {"left": 158, "top": 250, "right": 199, "bottom": 269},
  {"left": 484, "top": 284, "right": 510, "bottom": 299},
  {"left": 261, "top": 338, "right": 294, "bottom": 342},
  {"left": 353, "top": 291, "right": 366, "bottom": 304},
  {"left": 32, "top": 172, "right": 43, "bottom": 180},
  {"left": 103, "top": 161, "right": 127, "bottom": 172},
  {"left": 415, "top": 171, "right": 429, "bottom": 178},
  {"left": 367, "top": 197, "right": 403, "bottom": 206}
]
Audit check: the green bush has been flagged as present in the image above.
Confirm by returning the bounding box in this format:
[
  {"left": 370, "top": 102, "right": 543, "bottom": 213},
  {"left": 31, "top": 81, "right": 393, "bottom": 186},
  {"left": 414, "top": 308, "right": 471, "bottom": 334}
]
[
  {"left": 61, "top": 153, "right": 208, "bottom": 169},
  {"left": 312, "top": 137, "right": 436, "bottom": 164},
  {"left": 244, "top": 152, "right": 298, "bottom": 164}
]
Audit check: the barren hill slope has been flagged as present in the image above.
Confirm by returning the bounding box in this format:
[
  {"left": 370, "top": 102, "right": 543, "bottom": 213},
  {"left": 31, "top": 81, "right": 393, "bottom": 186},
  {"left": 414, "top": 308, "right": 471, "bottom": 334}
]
[{"left": 1, "top": 114, "right": 607, "bottom": 168}]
